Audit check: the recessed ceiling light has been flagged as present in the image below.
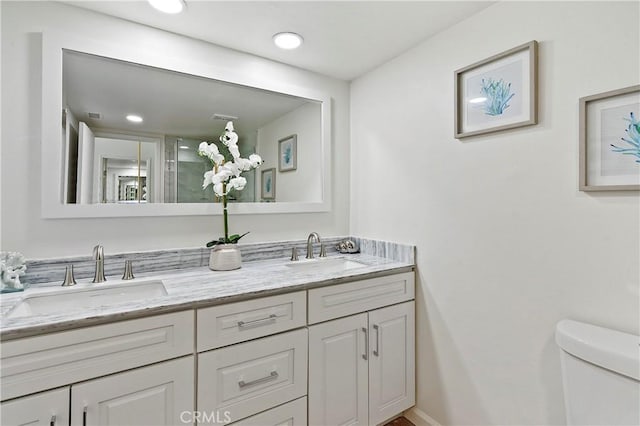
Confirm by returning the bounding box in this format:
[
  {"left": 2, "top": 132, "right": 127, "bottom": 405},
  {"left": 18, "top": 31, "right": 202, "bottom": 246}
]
[
  {"left": 126, "top": 114, "right": 143, "bottom": 123},
  {"left": 148, "top": 0, "right": 186, "bottom": 14},
  {"left": 273, "top": 32, "right": 303, "bottom": 50}
]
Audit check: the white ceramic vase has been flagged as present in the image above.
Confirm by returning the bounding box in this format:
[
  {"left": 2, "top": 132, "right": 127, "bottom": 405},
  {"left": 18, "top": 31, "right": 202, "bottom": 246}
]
[{"left": 209, "top": 244, "right": 242, "bottom": 271}]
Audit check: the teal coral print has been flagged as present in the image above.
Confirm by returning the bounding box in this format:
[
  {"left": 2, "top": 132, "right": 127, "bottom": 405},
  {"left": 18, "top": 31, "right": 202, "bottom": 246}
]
[
  {"left": 610, "top": 112, "right": 640, "bottom": 163},
  {"left": 283, "top": 144, "right": 293, "bottom": 165},
  {"left": 481, "top": 78, "right": 515, "bottom": 116},
  {"left": 265, "top": 176, "right": 272, "bottom": 192}
]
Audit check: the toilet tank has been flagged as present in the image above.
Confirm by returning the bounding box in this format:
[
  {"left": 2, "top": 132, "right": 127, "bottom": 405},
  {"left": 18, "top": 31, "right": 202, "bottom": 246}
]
[{"left": 555, "top": 320, "right": 640, "bottom": 426}]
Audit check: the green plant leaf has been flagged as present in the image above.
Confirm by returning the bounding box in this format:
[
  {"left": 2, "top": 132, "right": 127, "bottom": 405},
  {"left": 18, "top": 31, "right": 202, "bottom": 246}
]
[{"left": 205, "top": 231, "right": 250, "bottom": 247}]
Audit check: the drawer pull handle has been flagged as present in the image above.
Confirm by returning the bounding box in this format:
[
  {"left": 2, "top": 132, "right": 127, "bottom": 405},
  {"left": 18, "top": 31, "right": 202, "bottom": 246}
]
[
  {"left": 50, "top": 415, "right": 56, "bottom": 426},
  {"left": 83, "top": 407, "right": 87, "bottom": 426},
  {"left": 362, "top": 327, "right": 368, "bottom": 360},
  {"left": 238, "top": 371, "right": 279, "bottom": 389},
  {"left": 237, "top": 314, "right": 277, "bottom": 328},
  {"left": 373, "top": 324, "right": 380, "bottom": 357}
]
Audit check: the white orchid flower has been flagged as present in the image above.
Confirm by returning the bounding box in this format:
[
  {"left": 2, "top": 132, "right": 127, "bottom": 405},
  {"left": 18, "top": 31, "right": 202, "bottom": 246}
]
[
  {"left": 225, "top": 121, "right": 234, "bottom": 132},
  {"left": 222, "top": 161, "right": 241, "bottom": 177},
  {"left": 203, "top": 170, "right": 215, "bottom": 189},
  {"left": 213, "top": 182, "right": 225, "bottom": 197},
  {"left": 228, "top": 143, "right": 241, "bottom": 160},
  {"left": 219, "top": 130, "right": 239, "bottom": 147},
  {"left": 198, "top": 141, "right": 224, "bottom": 165},
  {"left": 212, "top": 168, "right": 233, "bottom": 184},
  {"left": 249, "top": 154, "right": 262, "bottom": 168},
  {"left": 236, "top": 157, "right": 253, "bottom": 172},
  {"left": 228, "top": 176, "right": 247, "bottom": 191}
]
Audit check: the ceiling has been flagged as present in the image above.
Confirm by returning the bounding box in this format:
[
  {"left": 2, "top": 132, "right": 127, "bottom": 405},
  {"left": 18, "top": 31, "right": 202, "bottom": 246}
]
[
  {"left": 64, "top": 50, "right": 314, "bottom": 140},
  {"left": 64, "top": 1, "right": 494, "bottom": 81}
]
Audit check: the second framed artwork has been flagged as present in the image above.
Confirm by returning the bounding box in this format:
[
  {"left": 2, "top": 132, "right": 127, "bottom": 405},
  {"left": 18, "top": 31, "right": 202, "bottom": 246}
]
[
  {"left": 261, "top": 168, "right": 276, "bottom": 200},
  {"left": 278, "top": 134, "right": 297, "bottom": 172},
  {"left": 579, "top": 85, "right": 640, "bottom": 191},
  {"left": 455, "top": 40, "right": 538, "bottom": 138}
]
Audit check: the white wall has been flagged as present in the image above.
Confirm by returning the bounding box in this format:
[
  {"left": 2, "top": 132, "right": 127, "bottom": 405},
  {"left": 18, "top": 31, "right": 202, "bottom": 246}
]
[
  {"left": 0, "top": 1, "right": 350, "bottom": 257},
  {"left": 256, "top": 102, "right": 322, "bottom": 202},
  {"left": 350, "top": 2, "right": 639, "bottom": 425}
]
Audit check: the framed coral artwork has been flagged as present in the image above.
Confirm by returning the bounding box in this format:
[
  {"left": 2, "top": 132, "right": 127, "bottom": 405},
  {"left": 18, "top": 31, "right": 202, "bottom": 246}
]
[
  {"left": 579, "top": 85, "right": 640, "bottom": 191},
  {"left": 455, "top": 41, "right": 538, "bottom": 138},
  {"left": 278, "top": 134, "right": 297, "bottom": 172},
  {"left": 261, "top": 168, "right": 276, "bottom": 200}
]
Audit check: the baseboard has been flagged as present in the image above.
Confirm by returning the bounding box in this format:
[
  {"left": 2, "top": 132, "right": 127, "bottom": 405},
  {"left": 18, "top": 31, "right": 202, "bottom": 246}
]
[{"left": 403, "top": 407, "right": 442, "bottom": 426}]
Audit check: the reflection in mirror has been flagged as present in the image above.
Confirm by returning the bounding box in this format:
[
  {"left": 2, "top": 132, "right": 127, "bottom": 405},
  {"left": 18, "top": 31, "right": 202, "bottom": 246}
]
[{"left": 61, "top": 50, "right": 322, "bottom": 205}]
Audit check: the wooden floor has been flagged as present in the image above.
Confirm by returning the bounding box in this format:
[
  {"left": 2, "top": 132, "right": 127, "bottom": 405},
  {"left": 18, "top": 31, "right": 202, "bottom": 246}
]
[{"left": 384, "top": 417, "right": 415, "bottom": 426}]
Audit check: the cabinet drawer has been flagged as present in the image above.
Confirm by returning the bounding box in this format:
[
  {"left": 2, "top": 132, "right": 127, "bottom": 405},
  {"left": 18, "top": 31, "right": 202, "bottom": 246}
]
[
  {"left": 1, "top": 386, "right": 70, "bottom": 426},
  {"left": 198, "top": 328, "right": 308, "bottom": 423},
  {"left": 197, "top": 292, "right": 306, "bottom": 351},
  {"left": 1, "top": 311, "right": 193, "bottom": 400},
  {"left": 231, "top": 397, "right": 307, "bottom": 426},
  {"left": 307, "top": 272, "right": 414, "bottom": 324}
]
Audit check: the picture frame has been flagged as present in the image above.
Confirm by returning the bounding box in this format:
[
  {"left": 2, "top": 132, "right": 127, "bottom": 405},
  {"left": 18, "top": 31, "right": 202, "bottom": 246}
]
[
  {"left": 455, "top": 40, "right": 538, "bottom": 138},
  {"left": 278, "top": 134, "right": 297, "bottom": 172},
  {"left": 261, "top": 168, "right": 276, "bottom": 200},
  {"left": 579, "top": 85, "right": 640, "bottom": 191}
]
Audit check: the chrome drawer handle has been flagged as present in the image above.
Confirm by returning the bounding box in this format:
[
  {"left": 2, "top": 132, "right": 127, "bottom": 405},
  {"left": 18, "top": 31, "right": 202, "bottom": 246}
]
[
  {"left": 50, "top": 415, "right": 56, "bottom": 426},
  {"left": 237, "top": 314, "right": 277, "bottom": 328},
  {"left": 373, "top": 324, "right": 380, "bottom": 357},
  {"left": 238, "top": 371, "right": 279, "bottom": 389},
  {"left": 83, "top": 407, "right": 87, "bottom": 426},
  {"left": 362, "top": 327, "right": 368, "bottom": 360}
]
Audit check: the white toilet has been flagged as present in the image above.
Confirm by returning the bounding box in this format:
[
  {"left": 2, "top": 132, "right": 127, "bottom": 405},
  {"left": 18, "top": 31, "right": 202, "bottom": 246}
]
[{"left": 555, "top": 319, "right": 640, "bottom": 426}]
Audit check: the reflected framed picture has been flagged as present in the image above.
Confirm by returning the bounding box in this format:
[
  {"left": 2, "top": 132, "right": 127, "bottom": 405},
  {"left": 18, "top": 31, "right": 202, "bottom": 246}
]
[
  {"left": 261, "top": 168, "right": 276, "bottom": 200},
  {"left": 579, "top": 85, "right": 640, "bottom": 191},
  {"left": 455, "top": 40, "right": 538, "bottom": 138},
  {"left": 278, "top": 134, "right": 297, "bottom": 172}
]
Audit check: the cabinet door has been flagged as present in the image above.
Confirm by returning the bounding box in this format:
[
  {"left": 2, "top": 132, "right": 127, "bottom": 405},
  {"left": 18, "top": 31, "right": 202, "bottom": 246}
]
[
  {"left": 1, "top": 387, "right": 69, "bottom": 426},
  {"left": 71, "top": 356, "right": 194, "bottom": 426},
  {"left": 308, "top": 313, "right": 369, "bottom": 426},
  {"left": 368, "top": 301, "right": 415, "bottom": 425}
]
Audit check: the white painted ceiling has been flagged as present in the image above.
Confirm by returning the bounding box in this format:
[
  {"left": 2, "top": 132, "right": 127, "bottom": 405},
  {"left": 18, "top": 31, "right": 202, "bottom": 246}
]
[
  {"left": 64, "top": 1, "right": 494, "bottom": 81},
  {"left": 64, "top": 50, "right": 315, "bottom": 140}
]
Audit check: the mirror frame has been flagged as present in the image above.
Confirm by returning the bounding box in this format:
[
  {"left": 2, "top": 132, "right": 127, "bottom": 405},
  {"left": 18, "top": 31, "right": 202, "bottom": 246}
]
[{"left": 41, "top": 31, "right": 332, "bottom": 218}]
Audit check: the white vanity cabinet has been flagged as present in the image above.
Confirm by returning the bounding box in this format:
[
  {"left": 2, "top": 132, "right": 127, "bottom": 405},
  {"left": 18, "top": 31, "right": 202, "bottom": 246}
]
[
  {"left": 71, "top": 356, "right": 194, "bottom": 426},
  {"left": 0, "top": 311, "right": 194, "bottom": 426},
  {"left": 1, "top": 387, "right": 70, "bottom": 426},
  {"left": 307, "top": 272, "right": 415, "bottom": 426},
  {"left": 1, "top": 269, "right": 415, "bottom": 426}
]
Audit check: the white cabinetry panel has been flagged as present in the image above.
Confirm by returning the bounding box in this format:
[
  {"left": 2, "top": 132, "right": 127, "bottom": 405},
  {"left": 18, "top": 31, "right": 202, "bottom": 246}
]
[
  {"left": 308, "top": 314, "right": 369, "bottom": 426},
  {"left": 1, "top": 311, "right": 193, "bottom": 400},
  {"left": 1, "top": 387, "right": 69, "bottom": 426},
  {"left": 71, "top": 356, "right": 194, "bottom": 426},
  {"left": 198, "top": 328, "right": 307, "bottom": 423},
  {"left": 308, "top": 272, "right": 414, "bottom": 324},
  {"left": 198, "top": 291, "right": 306, "bottom": 351},
  {"left": 232, "top": 397, "right": 307, "bottom": 426},
  {"left": 368, "top": 301, "right": 415, "bottom": 425}
]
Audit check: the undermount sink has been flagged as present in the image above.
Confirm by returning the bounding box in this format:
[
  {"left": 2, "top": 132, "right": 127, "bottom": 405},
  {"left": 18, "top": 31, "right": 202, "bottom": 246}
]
[
  {"left": 285, "top": 257, "right": 367, "bottom": 273},
  {"left": 5, "top": 280, "right": 167, "bottom": 319}
]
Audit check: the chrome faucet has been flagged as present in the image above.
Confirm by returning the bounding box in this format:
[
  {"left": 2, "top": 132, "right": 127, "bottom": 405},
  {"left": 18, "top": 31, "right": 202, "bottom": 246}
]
[
  {"left": 306, "top": 232, "right": 326, "bottom": 259},
  {"left": 92, "top": 245, "right": 106, "bottom": 283}
]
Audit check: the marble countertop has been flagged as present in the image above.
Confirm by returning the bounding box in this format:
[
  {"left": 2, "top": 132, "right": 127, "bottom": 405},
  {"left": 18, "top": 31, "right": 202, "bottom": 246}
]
[{"left": 0, "top": 253, "right": 413, "bottom": 340}]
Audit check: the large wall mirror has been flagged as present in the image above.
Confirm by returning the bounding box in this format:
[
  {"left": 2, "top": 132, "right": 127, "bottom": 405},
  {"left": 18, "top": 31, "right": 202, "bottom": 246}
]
[{"left": 41, "top": 32, "right": 331, "bottom": 218}]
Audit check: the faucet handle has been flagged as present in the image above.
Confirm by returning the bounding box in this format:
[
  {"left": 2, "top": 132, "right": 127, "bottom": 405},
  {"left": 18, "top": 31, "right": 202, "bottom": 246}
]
[
  {"left": 291, "top": 247, "right": 299, "bottom": 261},
  {"left": 92, "top": 245, "right": 104, "bottom": 260},
  {"left": 61, "top": 265, "right": 77, "bottom": 287},
  {"left": 319, "top": 243, "right": 327, "bottom": 258},
  {"left": 122, "top": 260, "right": 135, "bottom": 280}
]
